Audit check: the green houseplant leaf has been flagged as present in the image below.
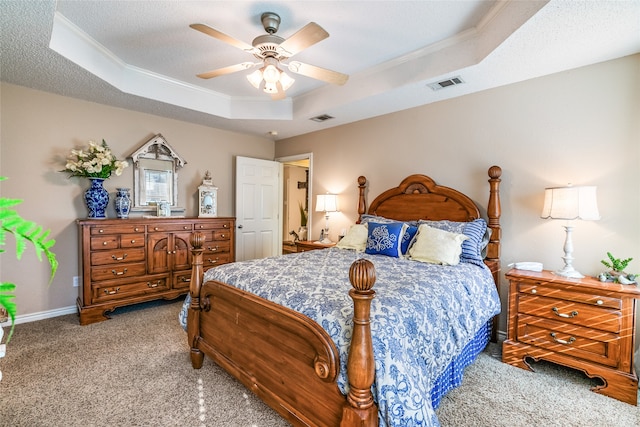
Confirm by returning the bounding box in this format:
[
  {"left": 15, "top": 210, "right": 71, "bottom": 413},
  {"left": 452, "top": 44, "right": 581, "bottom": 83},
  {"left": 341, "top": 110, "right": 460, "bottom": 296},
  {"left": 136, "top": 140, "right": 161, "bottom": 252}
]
[{"left": 0, "top": 177, "right": 58, "bottom": 342}]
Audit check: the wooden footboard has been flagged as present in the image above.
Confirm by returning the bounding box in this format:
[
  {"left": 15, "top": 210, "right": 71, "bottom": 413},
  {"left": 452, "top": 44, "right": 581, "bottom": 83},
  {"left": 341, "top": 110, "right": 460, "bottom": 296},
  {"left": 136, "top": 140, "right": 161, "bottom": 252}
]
[{"left": 188, "top": 233, "right": 378, "bottom": 426}]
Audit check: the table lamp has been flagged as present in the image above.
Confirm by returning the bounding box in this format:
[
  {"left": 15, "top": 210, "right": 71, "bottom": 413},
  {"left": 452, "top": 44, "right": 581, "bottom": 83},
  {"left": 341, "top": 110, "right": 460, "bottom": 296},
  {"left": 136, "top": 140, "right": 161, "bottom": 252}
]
[
  {"left": 541, "top": 185, "right": 600, "bottom": 278},
  {"left": 315, "top": 193, "right": 338, "bottom": 244}
]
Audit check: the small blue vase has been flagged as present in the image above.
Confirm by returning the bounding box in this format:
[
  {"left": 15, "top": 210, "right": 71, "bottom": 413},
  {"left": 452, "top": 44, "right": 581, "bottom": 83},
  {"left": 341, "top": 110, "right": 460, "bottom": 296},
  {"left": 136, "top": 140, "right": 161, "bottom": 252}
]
[
  {"left": 114, "top": 187, "right": 131, "bottom": 219},
  {"left": 84, "top": 178, "right": 109, "bottom": 219}
]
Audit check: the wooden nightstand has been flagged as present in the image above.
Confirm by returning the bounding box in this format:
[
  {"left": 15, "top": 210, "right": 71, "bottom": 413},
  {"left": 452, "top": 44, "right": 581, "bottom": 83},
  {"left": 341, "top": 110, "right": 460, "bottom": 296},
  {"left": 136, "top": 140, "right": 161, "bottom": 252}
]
[
  {"left": 295, "top": 240, "right": 336, "bottom": 252},
  {"left": 502, "top": 268, "right": 640, "bottom": 405}
]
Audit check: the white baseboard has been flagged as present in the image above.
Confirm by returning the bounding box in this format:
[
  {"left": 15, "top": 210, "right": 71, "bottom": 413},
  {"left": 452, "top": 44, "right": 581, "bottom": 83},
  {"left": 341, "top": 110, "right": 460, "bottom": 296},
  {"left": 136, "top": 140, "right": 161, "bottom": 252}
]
[{"left": 0, "top": 305, "right": 77, "bottom": 328}]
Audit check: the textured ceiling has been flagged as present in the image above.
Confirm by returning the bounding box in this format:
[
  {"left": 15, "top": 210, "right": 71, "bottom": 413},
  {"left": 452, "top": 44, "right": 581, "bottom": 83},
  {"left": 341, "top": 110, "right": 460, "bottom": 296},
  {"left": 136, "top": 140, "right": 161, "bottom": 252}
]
[{"left": 1, "top": 1, "right": 639, "bottom": 141}]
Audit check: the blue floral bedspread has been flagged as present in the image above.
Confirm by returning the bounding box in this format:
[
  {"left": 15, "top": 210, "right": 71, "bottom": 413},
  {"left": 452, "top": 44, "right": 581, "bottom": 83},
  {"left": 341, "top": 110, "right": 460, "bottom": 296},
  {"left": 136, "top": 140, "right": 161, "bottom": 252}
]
[{"left": 180, "top": 248, "right": 501, "bottom": 426}]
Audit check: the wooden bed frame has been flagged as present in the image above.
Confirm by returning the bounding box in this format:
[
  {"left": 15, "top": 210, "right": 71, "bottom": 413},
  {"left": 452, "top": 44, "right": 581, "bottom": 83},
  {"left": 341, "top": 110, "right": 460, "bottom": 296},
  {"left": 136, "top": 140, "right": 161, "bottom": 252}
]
[{"left": 187, "top": 166, "right": 502, "bottom": 426}]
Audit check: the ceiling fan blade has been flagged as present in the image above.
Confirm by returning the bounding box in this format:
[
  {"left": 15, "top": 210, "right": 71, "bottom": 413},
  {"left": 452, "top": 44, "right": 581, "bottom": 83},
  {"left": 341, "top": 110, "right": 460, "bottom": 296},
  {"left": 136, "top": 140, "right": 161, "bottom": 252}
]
[
  {"left": 196, "top": 62, "right": 257, "bottom": 79},
  {"left": 286, "top": 61, "right": 349, "bottom": 85},
  {"left": 190, "top": 23, "right": 256, "bottom": 53},
  {"left": 278, "top": 22, "right": 329, "bottom": 57}
]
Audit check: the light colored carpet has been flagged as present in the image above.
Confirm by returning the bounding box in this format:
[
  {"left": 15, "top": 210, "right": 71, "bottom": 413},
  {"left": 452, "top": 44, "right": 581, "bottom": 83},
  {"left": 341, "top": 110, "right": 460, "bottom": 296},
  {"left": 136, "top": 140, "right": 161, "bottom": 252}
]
[{"left": 0, "top": 299, "right": 638, "bottom": 426}]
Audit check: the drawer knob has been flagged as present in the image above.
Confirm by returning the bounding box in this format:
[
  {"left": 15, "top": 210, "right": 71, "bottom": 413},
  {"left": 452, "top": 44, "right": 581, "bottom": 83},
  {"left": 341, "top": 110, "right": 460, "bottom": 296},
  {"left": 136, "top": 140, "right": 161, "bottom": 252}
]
[
  {"left": 131, "top": 240, "right": 136, "bottom": 244},
  {"left": 550, "top": 332, "right": 576, "bottom": 345},
  {"left": 134, "top": 227, "right": 140, "bottom": 232},
  {"left": 596, "top": 300, "right": 604, "bottom": 305},
  {"left": 223, "top": 224, "right": 229, "bottom": 228},
  {"left": 220, "top": 234, "right": 226, "bottom": 238},
  {"left": 103, "top": 241, "right": 108, "bottom": 246},
  {"left": 552, "top": 307, "right": 578, "bottom": 318},
  {"left": 111, "top": 268, "right": 128, "bottom": 276},
  {"left": 111, "top": 253, "right": 128, "bottom": 261},
  {"left": 154, "top": 227, "right": 159, "bottom": 231},
  {"left": 184, "top": 226, "right": 189, "bottom": 229},
  {"left": 98, "top": 229, "right": 104, "bottom": 233},
  {"left": 531, "top": 289, "right": 537, "bottom": 294}
]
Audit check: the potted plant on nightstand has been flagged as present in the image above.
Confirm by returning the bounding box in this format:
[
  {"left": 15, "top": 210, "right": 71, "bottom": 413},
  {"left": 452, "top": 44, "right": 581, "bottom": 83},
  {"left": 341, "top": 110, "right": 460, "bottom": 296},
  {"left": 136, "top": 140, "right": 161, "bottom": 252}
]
[
  {"left": 599, "top": 252, "right": 636, "bottom": 284},
  {"left": 0, "top": 176, "right": 58, "bottom": 381}
]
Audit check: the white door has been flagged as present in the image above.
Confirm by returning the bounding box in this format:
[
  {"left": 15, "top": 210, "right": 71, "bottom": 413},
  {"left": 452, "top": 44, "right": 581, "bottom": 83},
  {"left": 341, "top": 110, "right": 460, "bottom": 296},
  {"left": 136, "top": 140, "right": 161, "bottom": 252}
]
[{"left": 235, "top": 156, "right": 282, "bottom": 261}]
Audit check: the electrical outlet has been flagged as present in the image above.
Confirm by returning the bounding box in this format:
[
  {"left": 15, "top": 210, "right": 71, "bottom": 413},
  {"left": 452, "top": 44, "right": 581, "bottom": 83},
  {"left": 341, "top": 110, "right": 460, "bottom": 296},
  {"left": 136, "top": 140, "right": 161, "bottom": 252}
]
[{"left": 73, "top": 276, "right": 80, "bottom": 287}]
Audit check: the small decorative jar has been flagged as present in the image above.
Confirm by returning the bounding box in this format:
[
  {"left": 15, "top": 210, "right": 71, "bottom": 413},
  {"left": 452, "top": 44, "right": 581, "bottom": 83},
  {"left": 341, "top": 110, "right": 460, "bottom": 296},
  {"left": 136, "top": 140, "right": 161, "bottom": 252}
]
[{"left": 114, "top": 187, "right": 131, "bottom": 219}]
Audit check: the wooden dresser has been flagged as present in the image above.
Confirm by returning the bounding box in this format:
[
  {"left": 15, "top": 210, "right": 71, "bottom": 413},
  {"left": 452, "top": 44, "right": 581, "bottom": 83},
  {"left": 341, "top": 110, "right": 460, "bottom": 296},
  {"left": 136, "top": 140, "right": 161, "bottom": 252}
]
[
  {"left": 503, "top": 268, "right": 640, "bottom": 405},
  {"left": 77, "top": 217, "right": 235, "bottom": 325}
]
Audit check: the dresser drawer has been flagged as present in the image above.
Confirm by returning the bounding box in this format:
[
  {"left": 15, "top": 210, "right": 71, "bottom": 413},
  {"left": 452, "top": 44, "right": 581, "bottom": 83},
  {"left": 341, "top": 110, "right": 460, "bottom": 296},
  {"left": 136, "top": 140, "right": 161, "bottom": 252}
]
[
  {"left": 148, "top": 223, "right": 193, "bottom": 233},
  {"left": 203, "top": 253, "right": 232, "bottom": 268},
  {"left": 203, "top": 240, "right": 230, "bottom": 254},
  {"left": 91, "top": 247, "right": 146, "bottom": 266},
  {"left": 194, "top": 220, "right": 233, "bottom": 231},
  {"left": 120, "top": 233, "right": 145, "bottom": 248},
  {"left": 90, "top": 224, "right": 144, "bottom": 235},
  {"left": 92, "top": 277, "right": 170, "bottom": 303},
  {"left": 90, "top": 262, "right": 147, "bottom": 281},
  {"left": 518, "top": 294, "right": 621, "bottom": 333},
  {"left": 173, "top": 270, "right": 192, "bottom": 289},
  {"left": 516, "top": 314, "right": 621, "bottom": 368}
]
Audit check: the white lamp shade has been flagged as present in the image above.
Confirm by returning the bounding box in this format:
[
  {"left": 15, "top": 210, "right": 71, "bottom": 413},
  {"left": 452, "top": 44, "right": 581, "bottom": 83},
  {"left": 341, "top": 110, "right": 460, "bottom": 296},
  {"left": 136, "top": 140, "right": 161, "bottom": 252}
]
[
  {"left": 316, "top": 194, "right": 338, "bottom": 212},
  {"left": 541, "top": 186, "right": 600, "bottom": 220}
]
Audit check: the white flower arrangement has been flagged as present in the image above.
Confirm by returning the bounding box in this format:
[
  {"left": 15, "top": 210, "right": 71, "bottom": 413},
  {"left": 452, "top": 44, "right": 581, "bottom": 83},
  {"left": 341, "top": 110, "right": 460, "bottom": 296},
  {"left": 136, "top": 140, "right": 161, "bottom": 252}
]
[{"left": 62, "top": 139, "right": 129, "bottom": 179}]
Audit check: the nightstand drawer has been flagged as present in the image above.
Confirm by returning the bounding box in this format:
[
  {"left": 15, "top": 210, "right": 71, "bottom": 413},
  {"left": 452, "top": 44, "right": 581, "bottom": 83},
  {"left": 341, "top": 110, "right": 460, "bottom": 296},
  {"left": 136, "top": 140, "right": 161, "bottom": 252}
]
[
  {"left": 518, "top": 282, "right": 621, "bottom": 309},
  {"left": 518, "top": 294, "right": 621, "bottom": 333},
  {"left": 517, "top": 314, "right": 621, "bottom": 368}
]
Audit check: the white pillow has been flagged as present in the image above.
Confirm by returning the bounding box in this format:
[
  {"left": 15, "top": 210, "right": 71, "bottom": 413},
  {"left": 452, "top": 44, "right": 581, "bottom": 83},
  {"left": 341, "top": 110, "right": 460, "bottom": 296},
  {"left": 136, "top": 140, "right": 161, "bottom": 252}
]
[
  {"left": 408, "top": 224, "right": 468, "bottom": 265},
  {"left": 336, "top": 224, "right": 368, "bottom": 251}
]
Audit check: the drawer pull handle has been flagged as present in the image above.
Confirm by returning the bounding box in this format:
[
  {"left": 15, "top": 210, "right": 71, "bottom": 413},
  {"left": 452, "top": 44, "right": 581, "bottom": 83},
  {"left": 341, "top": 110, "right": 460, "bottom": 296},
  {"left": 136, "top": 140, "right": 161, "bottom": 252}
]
[
  {"left": 111, "top": 254, "right": 128, "bottom": 261},
  {"left": 104, "top": 287, "right": 120, "bottom": 295},
  {"left": 206, "top": 258, "right": 219, "bottom": 264},
  {"left": 552, "top": 307, "right": 578, "bottom": 318},
  {"left": 181, "top": 277, "right": 191, "bottom": 283},
  {"left": 596, "top": 300, "right": 604, "bottom": 305},
  {"left": 111, "top": 268, "right": 128, "bottom": 276},
  {"left": 207, "top": 246, "right": 219, "bottom": 252},
  {"left": 147, "top": 281, "right": 160, "bottom": 288},
  {"left": 550, "top": 332, "right": 576, "bottom": 345}
]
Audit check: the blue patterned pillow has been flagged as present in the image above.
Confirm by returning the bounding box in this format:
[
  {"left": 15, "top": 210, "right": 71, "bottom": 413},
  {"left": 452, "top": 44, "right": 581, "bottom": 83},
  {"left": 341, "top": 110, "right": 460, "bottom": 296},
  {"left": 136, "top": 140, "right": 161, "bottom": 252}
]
[
  {"left": 418, "top": 218, "right": 488, "bottom": 266},
  {"left": 365, "top": 221, "right": 407, "bottom": 258},
  {"left": 400, "top": 225, "right": 419, "bottom": 255}
]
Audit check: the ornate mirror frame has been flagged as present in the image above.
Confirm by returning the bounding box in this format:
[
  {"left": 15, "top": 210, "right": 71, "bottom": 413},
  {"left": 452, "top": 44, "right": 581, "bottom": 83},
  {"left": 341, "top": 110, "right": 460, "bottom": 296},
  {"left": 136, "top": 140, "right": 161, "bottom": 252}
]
[{"left": 129, "top": 134, "right": 186, "bottom": 213}]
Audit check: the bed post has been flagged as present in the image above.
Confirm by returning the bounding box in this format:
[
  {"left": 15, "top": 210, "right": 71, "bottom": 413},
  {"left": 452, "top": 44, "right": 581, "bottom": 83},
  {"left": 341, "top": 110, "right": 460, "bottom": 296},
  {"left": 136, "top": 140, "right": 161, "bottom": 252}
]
[
  {"left": 188, "top": 232, "right": 206, "bottom": 369},
  {"left": 356, "top": 176, "right": 367, "bottom": 223},
  {"left": 341, "top": 258, "right": 378, "bottom": 427},
  {"left": 486, "top": 166, "right": 502, "bottom": 264}
]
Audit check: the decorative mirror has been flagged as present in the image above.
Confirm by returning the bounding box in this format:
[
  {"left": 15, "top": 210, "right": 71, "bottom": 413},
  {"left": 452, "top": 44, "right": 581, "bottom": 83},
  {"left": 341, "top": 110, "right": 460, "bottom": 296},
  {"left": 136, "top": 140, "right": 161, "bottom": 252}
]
[{"left": 129, "top": 134, "right": 186, "bottom": 214}]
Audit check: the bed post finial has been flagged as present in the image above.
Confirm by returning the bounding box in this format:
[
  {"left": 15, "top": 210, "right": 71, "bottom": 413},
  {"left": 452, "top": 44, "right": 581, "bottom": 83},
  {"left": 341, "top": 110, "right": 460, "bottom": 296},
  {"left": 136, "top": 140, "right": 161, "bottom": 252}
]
[
  {"left": 342, "top": 259, "right": 378, "bottom": 426},
  {"left": 357, "top": 176, "right": 367, "bottom": 224},
  {"left": 188, "top": 231, "right": 206, "bottom": 369}
]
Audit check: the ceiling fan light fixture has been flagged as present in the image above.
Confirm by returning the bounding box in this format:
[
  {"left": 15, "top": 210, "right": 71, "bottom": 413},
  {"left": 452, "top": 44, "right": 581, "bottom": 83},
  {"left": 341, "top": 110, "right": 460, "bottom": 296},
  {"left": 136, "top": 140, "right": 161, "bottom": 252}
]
[
  {"left": 262, "top": 64, "right": 280, "bottom": 83},
  {"left": 279, "top": 71, "right": 295, "bottom": 91},
  {"left": 247, "top": 69, "right": 263, "bottom": 89}
]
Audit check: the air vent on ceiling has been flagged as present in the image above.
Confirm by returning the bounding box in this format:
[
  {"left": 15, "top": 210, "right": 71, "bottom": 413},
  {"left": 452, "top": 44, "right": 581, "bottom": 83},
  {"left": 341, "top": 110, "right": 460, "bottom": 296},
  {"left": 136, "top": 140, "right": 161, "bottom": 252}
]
[
  {"left": 427, "top": 76, "right": 465, "bottom": 91},
  {"left": 310, "top": 114, "right": 335, "bottom": 122}
]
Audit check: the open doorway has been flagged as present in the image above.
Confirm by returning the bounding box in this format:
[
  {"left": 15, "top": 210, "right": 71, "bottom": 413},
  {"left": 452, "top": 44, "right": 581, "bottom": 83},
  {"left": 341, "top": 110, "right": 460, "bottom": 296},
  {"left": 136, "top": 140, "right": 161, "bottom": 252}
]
[{"left": 277, "top": 153, "right": 312, "bottom": 254}]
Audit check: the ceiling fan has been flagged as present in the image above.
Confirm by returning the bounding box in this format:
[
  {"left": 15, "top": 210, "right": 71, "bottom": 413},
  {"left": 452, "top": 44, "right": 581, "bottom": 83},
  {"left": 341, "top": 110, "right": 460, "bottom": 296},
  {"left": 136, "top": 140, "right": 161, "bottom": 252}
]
[{"left": 190, "top": 12, "right": 349, "bottom": 100}]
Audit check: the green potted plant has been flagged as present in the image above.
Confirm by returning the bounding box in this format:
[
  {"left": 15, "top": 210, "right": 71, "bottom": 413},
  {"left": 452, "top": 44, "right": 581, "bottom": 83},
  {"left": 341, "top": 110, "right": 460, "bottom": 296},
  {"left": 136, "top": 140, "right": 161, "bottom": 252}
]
[
  {"left": 599, "top": 252, "right": 636, "bottom": 284},
  {"left": 1, "top": 176, "right": 58, "bottom": 380}
]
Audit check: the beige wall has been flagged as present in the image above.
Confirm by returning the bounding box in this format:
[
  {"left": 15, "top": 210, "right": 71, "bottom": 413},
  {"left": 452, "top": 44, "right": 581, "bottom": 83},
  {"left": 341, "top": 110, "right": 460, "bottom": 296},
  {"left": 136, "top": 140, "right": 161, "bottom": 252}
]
[
  {"left": 0, "top": 83, "right": 274, "bottom": 316},
  {"left": 276, "top": 54, "right": 640, "bottom": 335}
]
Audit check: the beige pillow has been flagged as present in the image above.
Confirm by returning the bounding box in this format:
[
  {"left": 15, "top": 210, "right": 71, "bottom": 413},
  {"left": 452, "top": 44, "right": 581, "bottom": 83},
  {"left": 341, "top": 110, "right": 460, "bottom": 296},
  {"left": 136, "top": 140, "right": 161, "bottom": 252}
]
[
  {"left": 409, "top": 224, "right": 468, "bottom": 265},
  {"left": 336, "top": 224, "right": 368, "bottom": 251}
]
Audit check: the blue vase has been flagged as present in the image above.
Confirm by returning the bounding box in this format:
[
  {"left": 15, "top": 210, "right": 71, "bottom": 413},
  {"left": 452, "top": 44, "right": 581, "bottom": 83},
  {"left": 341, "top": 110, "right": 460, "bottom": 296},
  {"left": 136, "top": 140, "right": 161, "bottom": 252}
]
[
  {"left": 84, "top": 178, "right": 109, "bottom": 219},
  {"left": 114, "top": 187, "right": 131, "bottom": 219}
]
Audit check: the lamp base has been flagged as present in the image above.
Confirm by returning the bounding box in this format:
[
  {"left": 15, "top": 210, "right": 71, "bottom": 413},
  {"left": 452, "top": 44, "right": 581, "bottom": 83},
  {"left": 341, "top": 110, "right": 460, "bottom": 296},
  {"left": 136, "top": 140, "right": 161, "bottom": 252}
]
[
  {"left": 554, "top": 265, "right": 584, "bottom": 279},
  {"left": 316, "top": 237, "right": 333, "bottom": 245}
]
